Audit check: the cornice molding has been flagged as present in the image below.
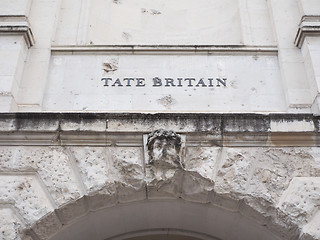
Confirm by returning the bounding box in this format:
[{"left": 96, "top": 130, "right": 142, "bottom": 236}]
[
  {"left": 0, "top": 16, "right": 35, "bottom": 48},
  {"left": 295, "top": 15, "right": 320, "bottom": 48},
  {"left": 51, "top": 45, "right": 278, "bottom": 55},
  {"left": 0, "top": 113, "right": 318, "bottom": 147}
]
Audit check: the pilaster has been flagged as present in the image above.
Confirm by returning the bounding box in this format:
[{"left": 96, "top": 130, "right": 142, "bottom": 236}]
[
  {"left": 295, "top": 0, "right": 320, "bottom": 114},
  {"left": 15, "top": 0, "right": 62, "bottom": 111},
  {"left": 0, "top": 0, "right": 34, "bottom": 111},
  {"left": 268, "top": 0, "right": 312, "bottom": 112}
]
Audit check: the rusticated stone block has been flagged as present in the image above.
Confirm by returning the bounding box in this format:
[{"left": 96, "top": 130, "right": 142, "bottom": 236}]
[
  {"left": 278, "top": 177, "right": 320, "bottom": 225},
  {"left": 215, "top": 147, "right": 320, "bottom": 208},
  {"left": 69, "top": 147, "right": 109, "bottom": 193},
  {"left": 0, "top": 147, "right": 82, "bottom": 206},
  {"left": 184, "top": 147, "right": 219, "bottom": 181},
  {"left": 110, "top": 147, "right": 144, "bottom": 189},
  {"left": 250, "top": 148, "right": 320, "bottom": 204},
  {"left": 70, "top": 146, "right": 145, "bottom": 204},
  {"left": 0, "top": 208, "right": 23, "bottom": 240},
  {"left": 215, "top": 148, "right": 255, "bottom": 196},
  {"left": 0, "top": 175, "right": 53, "bottom": 224},
  {"left": 0, "top": 114, "right": 318, "bottom": 239},
  {"left": 181, "top": 147, "right": 218, "bottom": 202},
  {"left": 110, "top": 147, "right": 145, "bottom": 203}
]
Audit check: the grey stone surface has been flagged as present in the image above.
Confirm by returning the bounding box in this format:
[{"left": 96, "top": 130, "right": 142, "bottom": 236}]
[
  {"left": 0, "top": 147, "right": 82, "bottom": 206},
  {"left": 0, "top": 175, "right": 53, "bottom": 224},
  {"left": 278, "top": 177, "right": 320, "bottom": 225},
  {"left": 30, "top": 212, "right": 62, "bottom": 240},
  {"left": 0, "top": 115, "right": 318, "bottom": 239},
  {"left": 1, "top": 0, "right": 320, "bottom": 238},
  {"left": 0, "top": 208, "right": 23, "bottom": 240},
  {"left": 215, "top": 148, "right": 254, "bottom": 196}
]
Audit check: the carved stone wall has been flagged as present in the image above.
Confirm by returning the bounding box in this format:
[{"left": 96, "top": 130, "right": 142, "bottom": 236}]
[
  {"left": 0, "top": 0, "right": 319, "bottom": 113},
  {"left": 1, "top": 1, "right": 320, "bottom": 239},
  {"left": 0, "top": 113, "right": 319, "bottom": 240}
]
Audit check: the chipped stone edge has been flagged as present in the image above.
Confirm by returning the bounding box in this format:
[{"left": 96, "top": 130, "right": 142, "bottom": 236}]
[{"left": 0, "top": 113, "right": 319, "bottom": 146}]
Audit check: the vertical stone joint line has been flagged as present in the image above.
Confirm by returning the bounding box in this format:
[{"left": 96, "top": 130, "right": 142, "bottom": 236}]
[
  {"left": 34, "top": 172, "right": 58, "bottom": 210},
  {"left": 64, "top": 148, "right": 87, "bottom": 196}
]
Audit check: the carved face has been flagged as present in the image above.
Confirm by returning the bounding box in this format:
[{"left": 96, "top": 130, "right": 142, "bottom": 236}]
[{"left": 151, "top": 138, "right": 180, "bottom": 164}]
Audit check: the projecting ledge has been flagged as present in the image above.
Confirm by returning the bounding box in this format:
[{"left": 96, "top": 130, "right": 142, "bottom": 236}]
[
  {"left": 0, "top": 16, "right": 35, "bottom": 47},
  {"left": 0, "top": 113, "right": 319, "bottom": 147},
  {"left": 295, "top": 16, "right": 320, "bottom": 48},
  {"left": 51, "top": 45, "right": 278, "bottom": 55}
]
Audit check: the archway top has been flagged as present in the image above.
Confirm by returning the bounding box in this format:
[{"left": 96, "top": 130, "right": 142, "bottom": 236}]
[
  {"left": 36, "top": 199, "right": 286, "bottom": 240},
  {"left": 0, "top": 116, "right": 318, "bottom": 240}
]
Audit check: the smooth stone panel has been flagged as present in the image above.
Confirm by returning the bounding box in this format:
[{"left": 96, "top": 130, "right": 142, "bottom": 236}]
[{"left": 43, "top": 54, "right": 286, "bottom": 112}]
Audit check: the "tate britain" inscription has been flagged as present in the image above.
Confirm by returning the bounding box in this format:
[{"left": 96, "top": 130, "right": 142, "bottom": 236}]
[{"left": 101, "top": 77, "right": 227, "bottom": 88}]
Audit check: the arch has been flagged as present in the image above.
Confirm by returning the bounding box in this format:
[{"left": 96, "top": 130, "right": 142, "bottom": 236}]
[
  {"left": 0, "top": 117, "right": 318, "bottom": 240},
  {"left": 2, "top": 142, "right": 318, "bottom": 239},
  {"left": 111, "top": 229, "right": 215, "bottom": 240},
  {"left": 46, "top": 199, "right": 283, "bottom": 240}
]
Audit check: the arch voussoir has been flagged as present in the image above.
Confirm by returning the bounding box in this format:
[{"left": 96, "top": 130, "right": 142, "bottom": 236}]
[{"left": 0, "top": 115, "right": 318, "bottom": 240}]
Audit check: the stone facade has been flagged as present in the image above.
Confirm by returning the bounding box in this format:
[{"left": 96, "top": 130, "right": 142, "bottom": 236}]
[
  {"left": 1, "top": 0, "right": 320, "bottom": 240},
  {"left": 0, "top": 0, "right": 319, "bottom": 113},
  {"left": 0, "top": 113, "right": 318, "bottom": 239}
]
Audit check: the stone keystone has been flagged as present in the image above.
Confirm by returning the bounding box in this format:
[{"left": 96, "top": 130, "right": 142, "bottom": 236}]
[{"left": 146, "top": 129, "right": 184, "bottom": 168}]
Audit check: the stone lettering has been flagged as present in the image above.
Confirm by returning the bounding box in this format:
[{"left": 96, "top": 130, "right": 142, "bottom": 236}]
[
  {"left": 195, "top": 78, "right": 207, "bottom": 87},
  {"left": 185, "top": 78, "right": 196, "bottom": 87},
  {"left": 136, "top": 78, "right": 146, "bottom": 87},
  {"left": 101, "top": 77, "right": 227, "bottom": 87},
  {"left": 153, "top": 77, "right": 162, "bottom": 86},
  {"left": 123, "top": 78, "right": 134, "bottom": 86},
  {"left": 112, "top": 78, "right": 123, "bottom": 87},
  {"left": 216, "top": 78, "right": 227, "bottom": 87},
  {"left": 208, "top": 78, "right": 214, "bottom": 87},
  {"left": 165, "top": 78, "right": 175, "bottom": 87},
  {"left": 101, "top": 77, "right": 113, "bottom": 86}
]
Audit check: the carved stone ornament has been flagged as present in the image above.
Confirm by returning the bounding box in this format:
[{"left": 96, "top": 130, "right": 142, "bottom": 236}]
[{"left": 146, "top": 129, "right": 183, "bottom": 168}]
